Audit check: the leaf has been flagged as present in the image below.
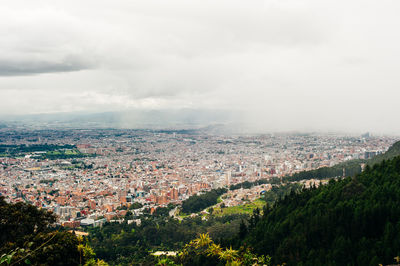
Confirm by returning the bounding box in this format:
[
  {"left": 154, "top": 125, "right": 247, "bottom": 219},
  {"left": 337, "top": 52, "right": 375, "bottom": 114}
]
[
  {"left": 0, "top": 254, "right": 8, "bottom": 264},
  {"left": 6, "top": 254, "right": 13, "bottom": 264},
  {"left": 25, "top": 258, "right": 31, "bottom": 265}
]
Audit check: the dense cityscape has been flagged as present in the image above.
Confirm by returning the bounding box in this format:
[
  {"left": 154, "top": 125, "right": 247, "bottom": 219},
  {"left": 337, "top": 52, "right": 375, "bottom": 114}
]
[
  {"left": 0, "top": 127, "right": 395, "bottom": 228},
  {"left": 2, "top": 0, "right": 400, "bottom": 264}
]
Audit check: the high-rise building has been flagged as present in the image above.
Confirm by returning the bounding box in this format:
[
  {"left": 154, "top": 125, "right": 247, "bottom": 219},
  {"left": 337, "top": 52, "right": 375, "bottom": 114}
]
[{"left": 226, "top": 171, "right": 231, "bottom": 187}]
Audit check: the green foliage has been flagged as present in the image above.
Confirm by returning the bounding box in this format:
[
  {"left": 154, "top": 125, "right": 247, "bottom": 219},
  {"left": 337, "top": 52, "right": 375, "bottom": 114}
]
[
  {"left": 213, "top": 199, "right": 266, "bottom": 216},
  {"left": 0, "top": 144, "right": 75, "bottom": 157},
  {"left": 0, "top": 197, "right": 102, "bottom": 265},
  {"left": 0, "top": 143, "right": 95, "bottom": 160},
  {"left": 21, "top": 231, "right": 81, "bottom": 265},
  {"left": 84, "top": 258, "right": 109, "bottom": 266},
  {"left": 263, "top": 183, "right": 302, "bottom": 206},
  {"left": 242, "top": 156, "right": 400, "bottom": 265},
  {"left": 41, "top": 149, "right": 95, "bottom": 160},
  {"left": 129, "top": 202, "right": 143, "bottom": 210},
  {"left": 153, "top": 205, "right": 174, "bottom": 217},
  {"left": 176, "top": 233, "right": 270, "bottom": 266},
  {"left": 0, "top": 197, "right": 55, "bottom": 247},
  {"left": 181, "top": 188, "right": 227, "bottom": 214},
  {"left": 79, "top": 241, "right": 109, "bottom": 266},
  {"left": 88, "top": 214, "right": 248, "bottom": 264},
  {"left": 230, "top": 177, "right": 281, "bottom": 191},
  {"left": 156, "top": 257, "right": 178, "bottom": 266},
  {"left": 0, "top": 248, "right": 21, "bottom": 265}
]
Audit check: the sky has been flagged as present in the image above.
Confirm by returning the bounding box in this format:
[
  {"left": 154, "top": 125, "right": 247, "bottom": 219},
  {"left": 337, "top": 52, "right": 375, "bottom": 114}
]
[{"left": 0, "top": 0, "right": 399, "bottom": 133}]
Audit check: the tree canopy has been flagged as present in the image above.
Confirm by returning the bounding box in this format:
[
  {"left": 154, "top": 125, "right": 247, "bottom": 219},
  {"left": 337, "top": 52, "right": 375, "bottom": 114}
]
[
  {"left": 0, "top": 197, "right": 105, "bottom": 265},
  {"left": 240, "top": 156, "right": 400, "bottom": 265}
]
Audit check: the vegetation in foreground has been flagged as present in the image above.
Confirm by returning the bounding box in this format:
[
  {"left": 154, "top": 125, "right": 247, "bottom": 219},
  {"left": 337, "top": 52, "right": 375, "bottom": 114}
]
[{"left": 0, "top": 197, "right": 107, "bottom": 266}]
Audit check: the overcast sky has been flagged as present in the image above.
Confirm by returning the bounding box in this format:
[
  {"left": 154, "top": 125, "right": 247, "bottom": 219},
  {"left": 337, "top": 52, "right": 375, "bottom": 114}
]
[{"left": 0, "top": 0, "right": 399, "bottom": 133}]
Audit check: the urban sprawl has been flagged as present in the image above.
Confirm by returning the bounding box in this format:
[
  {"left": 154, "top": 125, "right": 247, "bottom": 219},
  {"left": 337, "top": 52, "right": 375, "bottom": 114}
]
[{"left": 0, "top": 128, "right": 395, "bottom": 228}]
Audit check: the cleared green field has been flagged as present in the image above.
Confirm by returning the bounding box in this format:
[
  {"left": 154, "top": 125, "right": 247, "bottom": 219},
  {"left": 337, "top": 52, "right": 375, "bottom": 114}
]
[
  {"left": 46, "top": 151, "right": 61, "bottom": 155},
  {"left": 65, "top": 149, "right": 79, "bottom": 155},
  {"left": 40, "top": 149, "right": 94, "bottom": 160},
  {"left": 213, "top": 198, "right": 265, "bottom": 216}
]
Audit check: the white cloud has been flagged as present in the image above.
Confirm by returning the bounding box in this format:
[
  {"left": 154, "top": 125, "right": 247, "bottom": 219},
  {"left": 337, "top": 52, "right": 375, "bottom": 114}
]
[{"left": 0, "top": 0, "right": 399, "bottom": 133}]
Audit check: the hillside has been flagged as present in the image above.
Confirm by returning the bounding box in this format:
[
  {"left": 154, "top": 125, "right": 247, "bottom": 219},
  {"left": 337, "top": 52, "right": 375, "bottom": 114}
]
[
  {"left": 368, "top": 140, "right": 400, "bottom": 165},
  {"left": 285, "top": 140, "right": 400, "bottom": 182},
  {"left": 240, "top": 156, "right": 400, "bottom": 265}
]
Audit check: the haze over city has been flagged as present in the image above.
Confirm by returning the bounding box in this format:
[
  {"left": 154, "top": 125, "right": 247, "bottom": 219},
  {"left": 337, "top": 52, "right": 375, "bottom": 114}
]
[
  {"left": 0, "top": 0, "right": 399, "bottom": 134},
  {"left": 3, "top": 1, "right": 400, "bottom": 265}
]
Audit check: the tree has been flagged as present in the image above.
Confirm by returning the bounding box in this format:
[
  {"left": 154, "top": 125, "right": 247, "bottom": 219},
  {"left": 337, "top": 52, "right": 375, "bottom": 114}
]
[
  {"left": 243, "top": 156, "right": 400, "bottom": 265},
  {"left": 239, "top": 220, "right": 248, "bottom": 240},
  {"left": 176, "top": 233, "right": 270, "bottom": 266},
  {"left": 0, "top": 197, "right": 103, "bottom": 265},
  {"left": 0, "top": 197, "right": 55, "bottom": 247}
]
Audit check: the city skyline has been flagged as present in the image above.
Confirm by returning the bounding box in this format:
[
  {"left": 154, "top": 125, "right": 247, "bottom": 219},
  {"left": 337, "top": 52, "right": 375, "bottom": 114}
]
[{"left": 1, "top": 128, "right": 395, "bottom": 224}]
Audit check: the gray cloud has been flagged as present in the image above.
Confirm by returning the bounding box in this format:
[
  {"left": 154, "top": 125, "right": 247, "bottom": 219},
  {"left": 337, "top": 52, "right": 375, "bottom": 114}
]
[
  {"left": 0, "top": 55, "right": 95, "bottom": 76},
  {"left": 0, "top": 0, "right": 399, "bottom": 134}
]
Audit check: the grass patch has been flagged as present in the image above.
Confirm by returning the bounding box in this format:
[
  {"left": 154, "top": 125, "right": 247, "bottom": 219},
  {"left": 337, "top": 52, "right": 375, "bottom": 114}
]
[
  {"left": 214, "top": 198, "right": 265, "bottom": 216},
  {"left": 65, "top": 149, "right": 79, "bottom": 155}
]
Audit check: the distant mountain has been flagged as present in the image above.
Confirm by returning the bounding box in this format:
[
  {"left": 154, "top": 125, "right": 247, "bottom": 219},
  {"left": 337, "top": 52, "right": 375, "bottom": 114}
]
[{"left": 0, "top": 109, "right": 237, "bottom": 129}]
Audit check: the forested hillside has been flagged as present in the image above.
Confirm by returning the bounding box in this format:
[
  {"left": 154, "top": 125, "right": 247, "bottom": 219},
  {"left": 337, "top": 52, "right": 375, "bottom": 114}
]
[
  {"left": 285, "top": 140, "right": 400, "bottom": 182},
  {"left": 181, "top": 188, "right": 227, "bottom": 214},
  {"left": 240, "top": 156, "right": 400, "bottom": 265},
  {"left": 368, "top": 140, "right": 400, "bottom": 165}
]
